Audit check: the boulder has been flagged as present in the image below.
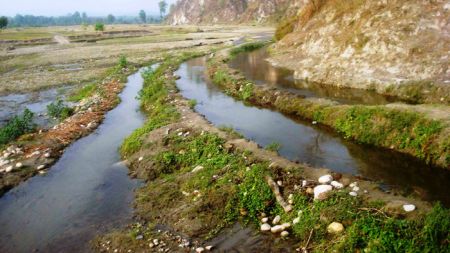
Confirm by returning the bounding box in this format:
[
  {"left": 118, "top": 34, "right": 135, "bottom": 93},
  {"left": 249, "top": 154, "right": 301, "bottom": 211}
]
[
  {"left": 314, "top": 185, "right": 333, "bottom": 200},
  {"left": 327, "top": 222, "right": 344, "bottom": 234}
]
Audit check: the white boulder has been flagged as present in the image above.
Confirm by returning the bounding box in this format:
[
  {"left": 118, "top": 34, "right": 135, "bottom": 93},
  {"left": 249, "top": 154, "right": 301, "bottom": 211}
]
[
  {"left": 314, "top": 185, "right": 333, "bottom": 200},
  {"left": 260, "top": 223, "right": 271, "bottom": 231},
  {"left": 331, "top": 181, "right": 344, "bottom": 189},
  {"left": 318, "top": 175, "right": 333, "bottom": 184},
  {"left": 403, "top": 204, "right": 416, "bottom": 212}
]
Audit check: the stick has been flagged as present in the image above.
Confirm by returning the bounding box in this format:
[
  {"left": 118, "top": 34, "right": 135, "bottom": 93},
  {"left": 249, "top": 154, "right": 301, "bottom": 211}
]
[{"left": 266, "top": 176, "right": 293, "bottom": 213}]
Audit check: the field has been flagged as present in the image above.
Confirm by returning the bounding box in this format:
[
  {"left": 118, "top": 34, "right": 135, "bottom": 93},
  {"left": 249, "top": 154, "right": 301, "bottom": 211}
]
[{"left": 0, "top": 24, "right": 273, "bottom": 94}]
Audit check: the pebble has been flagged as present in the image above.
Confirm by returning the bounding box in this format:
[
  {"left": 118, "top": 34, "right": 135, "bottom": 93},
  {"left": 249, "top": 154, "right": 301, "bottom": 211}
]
[
  {"left": 15, "top": 162, "right": 23, "bottom": 168},
  {"left": 277, "top": 180, "right": 283, "bottom": 187},
  {"left": 306, "top": 187, "right": 314, "bottom": 195},
  {"left": 270, "top": 225, "right": 284, "bottom": 233},
  {"left": 44, "top": 153, "right": 51, "bottom": 158},
  {"left": 261, "top": 217, "right": 269, "bottom": 223},
  {"left": 37, "top": 165, "right": 46, "bottom": 171},
  {"left": 192, "top": 165, "right": 204, "bottom": 173},
  {"left": 349, "top": 182, "right": 357, "bottom": 188},
  {"left": 314, "top": 185, "right": 333, "bottom": 200},
  {"left": 196, "top": 247, "right": 205, "bottom": 253},
  {"left": 403, "top": 204, "right": 416, "bottom": 212},
  {"left": 318, "top": 174, "right": 333, "bottom": 184},
  {"left": 327, "top": 222, "right": 344, "bottom": 234},
  {"left": 138, "top": 157, "right": 144, "bottom": 162},
  {"left": 349, "top": 191, "right": 358, "bottom": 197},
  {"left": 136, "top": 235, "right": 143, "bottom": 240},
  {"left": 330, "top": 181, "right": 344, "bottom": 189},
  {"left": 280, "top": 231, "right": 289, "bottom": 237},
  {"left": 280, "top": 223, "right": 291, "bottom": 229},
  {"left": 5, "top": 166, "right": 13, "bottom": 173},
  {"left": 261, "top": 223, "right": 271, "bottom": 231},
  {"left": 293, "top": 217, "right": 300, "bottom": 224},
  {"left": 205, "top": 245, "right": 213, "bottom": 251},
  {"left": 352, "top": 186, "right": 360, "bottom": 192},
  {"left": 272, "top": 215, "right": 281, "bottom": 225}
]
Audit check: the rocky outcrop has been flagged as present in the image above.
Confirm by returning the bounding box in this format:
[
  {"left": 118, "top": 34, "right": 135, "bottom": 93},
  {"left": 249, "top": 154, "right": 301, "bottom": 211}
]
[
  {"left": 167, "top": 0, "right": 305, "bottom": 25},
  {"left": 271, "top": 0, "right": 450, "bottom": 104}
]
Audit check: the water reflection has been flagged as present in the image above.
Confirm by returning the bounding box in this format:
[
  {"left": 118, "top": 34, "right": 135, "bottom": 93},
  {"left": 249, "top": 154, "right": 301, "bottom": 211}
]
[{"left": 229, "top": 47, "right": 399, "bottom": 105}]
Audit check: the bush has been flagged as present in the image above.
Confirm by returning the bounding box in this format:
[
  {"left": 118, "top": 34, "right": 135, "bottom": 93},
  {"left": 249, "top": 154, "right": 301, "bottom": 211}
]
[
  {"left": 47, "top": 99, "right": 74, "bottom": 121},
  {"left": 118, "top": 55, "right": 128, "bottom": 69},
  {"left": 95, "top": 23, "right": 105, "bottom": 31},
  {"left": 0, "top": 109, "right": 35, "bottom": 146}
]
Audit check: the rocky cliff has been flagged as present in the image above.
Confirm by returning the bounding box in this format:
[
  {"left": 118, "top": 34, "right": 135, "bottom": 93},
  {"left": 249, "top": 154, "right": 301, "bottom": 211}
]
[
  {"left": 167, "top": 0, "right": 305, "bottom": 25},
  {"left": 271, "top": 0, "right": 450, "bottom": 103}
]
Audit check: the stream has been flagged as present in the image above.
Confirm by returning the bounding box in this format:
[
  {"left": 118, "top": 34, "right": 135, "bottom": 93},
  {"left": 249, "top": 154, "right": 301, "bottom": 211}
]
[
  {"left": 0, "top": 67, "right": 151, "bottom": 252},
  {"left": 175, "top": 56, "right": 450, "bottom": 205}
]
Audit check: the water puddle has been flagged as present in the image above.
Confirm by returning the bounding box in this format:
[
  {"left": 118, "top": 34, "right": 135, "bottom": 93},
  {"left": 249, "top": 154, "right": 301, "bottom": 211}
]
[
  {"left": 175, "top": 57, "right": 450, "bottom": 205},
  {"left": 0, "top": 86, "right": 74, "bottom": 128},
  {"left": 0, "top": 66, "right": 153, "bottom": 252},
  {"left": 228, "top": 47, "right": 399, "bottom": 105}
]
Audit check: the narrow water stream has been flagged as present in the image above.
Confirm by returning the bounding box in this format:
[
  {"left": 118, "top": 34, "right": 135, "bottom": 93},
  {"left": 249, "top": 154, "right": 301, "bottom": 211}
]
[
  {"left": 0, "top": 67, "right": 151, "bottom": 252},
  {"left": 175, "top": 57, "right": 450, "bottom": 205}
]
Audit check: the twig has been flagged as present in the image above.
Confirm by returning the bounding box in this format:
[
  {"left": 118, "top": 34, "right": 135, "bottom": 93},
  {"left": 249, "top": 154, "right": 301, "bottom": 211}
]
[
  {"left": 358, "top": 207, "right": 389, "bottom": 218},
  {"left": 301, "top": 229, "right": 314, "bottom": 253}
]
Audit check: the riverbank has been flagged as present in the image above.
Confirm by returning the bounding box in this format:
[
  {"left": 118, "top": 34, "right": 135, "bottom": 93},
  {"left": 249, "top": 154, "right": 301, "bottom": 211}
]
[
  {"left": 206, "top": 43, "right": 450, "bottom": 169},
  {"left": 92, "top": 52, "right": 449, "bottom": 252},
  {"left": 0, "top": 60, "right": 136, "bottom": 197}
]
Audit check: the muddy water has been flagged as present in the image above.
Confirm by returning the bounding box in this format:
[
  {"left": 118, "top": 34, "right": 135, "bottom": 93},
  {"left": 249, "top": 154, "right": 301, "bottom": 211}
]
[
  {"left": 0, "top": 86, "right": 74, "bottom": 127},
  {"left": 0, "top": 67, "right": 152, "bottom": 252},
  {"left": 175, "top": 57, "right": 450, "bottom": 205},
  {"left": 229, "top": 47, "right": 398, "bottom": 105}
]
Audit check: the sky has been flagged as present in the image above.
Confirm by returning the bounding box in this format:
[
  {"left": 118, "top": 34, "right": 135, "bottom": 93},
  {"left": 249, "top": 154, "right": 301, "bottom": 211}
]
[{"left": 1, "top": 0, "right": 178, "bottom": 17}]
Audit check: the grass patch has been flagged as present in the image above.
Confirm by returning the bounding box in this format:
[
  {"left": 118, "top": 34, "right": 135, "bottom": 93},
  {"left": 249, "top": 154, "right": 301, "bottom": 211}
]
[
  {"left": 229, "top": 41, "right": 271, "bottom": 57},
  {"left": 0, "top": 109, "right": 35, "bottom": 146},
  {"left": 47, "top": 99, "right": 74, "bottom": 121},
  {"left": 68, "top": 83, "right": 97, "bottom": 102},
  {"left": 265, "top": 142, "right": 282, "bottom": 152},
  {"left": 188, "top": 99, "right": 197, "bottom": 109}
]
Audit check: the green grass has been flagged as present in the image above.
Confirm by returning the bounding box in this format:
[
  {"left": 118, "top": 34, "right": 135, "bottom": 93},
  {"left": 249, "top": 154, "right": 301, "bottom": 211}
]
[
  {"left": 68, "top": 83, "right": 97, "bottom": 102},
  {"left": 188, "top": 99, "right": 197, "bottom": 109},
  {"left": 265, "top": 142, "right": 282, "bottom": 152},
  {"left": 229, "top": 41, "right": 271, "bottom": 57},
  {"left": 47, "top": 99, "right": 74, "bottom": 121},
  {"left": 0, "top": 109, "right": 35, "bottom": 146}
]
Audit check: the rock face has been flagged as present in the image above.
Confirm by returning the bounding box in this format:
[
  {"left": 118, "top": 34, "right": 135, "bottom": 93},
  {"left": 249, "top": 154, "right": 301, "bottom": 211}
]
[
  {"left": 271, "top": 0, "right": 450, "bottom": 103},
  {"left": 167, "top": 0, "right": 305, "bottom": 25}
]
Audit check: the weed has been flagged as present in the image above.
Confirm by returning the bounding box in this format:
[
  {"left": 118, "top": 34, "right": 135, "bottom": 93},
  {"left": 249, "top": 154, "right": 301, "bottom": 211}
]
[
  {"left": 47, "top": 99, "right": 74, "bottom": 121},
  {"left": 68, "top": 83, "right": 97, "bottom": 102},
  {"left": 218, "top": 125, "right": 244, "bottom": 138},
  {"left": 0, "top": 108, "right": 35, "bottom": 146},
  {"left": 188, "top": 99, "right": 197, "bottom": 109},
  {"left": 265, "top": 142, "right": 282, "bottom": 152}
]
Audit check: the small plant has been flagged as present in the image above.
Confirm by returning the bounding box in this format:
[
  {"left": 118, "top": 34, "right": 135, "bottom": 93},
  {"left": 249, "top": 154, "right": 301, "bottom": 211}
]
[
  {"left": 69, "top": 83, "right": 97, "bottom": 102},
  {"left": 118, "top": 55, "right": 128, "bottom": 69},
  {"left": 95, "top": 23, "right": 105, "bottom": 31},
  {"left": 265, "top": 142, "right": 282, "bottom": 152},
  {"left": 47, "top": 99, "right": 74, "bottom": 121},
  {"left": 0, "top": 109, "right": 35, "bottom": 146},
  {"left": 240, "top": 82, "right": 254, "bottom": 101},
  {"left": 188, "top": 99, "right": 197, "bottom": 109}
]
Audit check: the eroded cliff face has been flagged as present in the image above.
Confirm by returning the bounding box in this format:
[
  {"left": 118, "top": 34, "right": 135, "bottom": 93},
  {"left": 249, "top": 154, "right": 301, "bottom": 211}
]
[
  {"left": 271, "top": 0, "right": 450, "bottom": 103},
  {"left": 167, "top": 0, "right": 304, "bottom": 25}
]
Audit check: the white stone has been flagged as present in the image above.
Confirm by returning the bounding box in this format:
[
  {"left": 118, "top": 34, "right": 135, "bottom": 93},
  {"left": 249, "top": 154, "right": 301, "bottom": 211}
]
[
  {"left": 37, "top": 165, "right": 46, "bottom": 171},
  {"left": 314, "top": 185, "right": 333, "bottom": 200},
  {"left": 302, "top": 180, "right": 307, "bottom": 187},
  {"left": 138, "top": 157, "right": 144, "bottom": 162},
  {"left": 280, "top": 231, "right": 289, "bottom": 237},
  {"left": 192, "top": 165, "right": 204, "bottom": 173},
  {"left": 318, "top": 175, "right": 333, "bottom": 184},
  {"left": 15, "top": 162, "right": 23, "bottom": 168},
  {"left": 260, "top": 223, "right": 271, "bottom": 231},
  {"left": 349, "top": 191, "right": 358, "bottom": 197},
  {"left": 327, "top": 222, "right": 344, "bottom": 234},
  {"left": 196, "top": 247, "right": 205, "bottom": 253},
  {"left": 205, "top": 246, "right": 213, "bottom": 251},
  {"left": 403, "top": 204, "right": 416, "bottom": 212},
  {"left": 293, "top": 217, "right": 300, "bottom": 224},
  {"left": 281, "top": 223, "right": 291, "bottom": 229},
  {"left": 261, "top": 217, "right": 269, "bottom": 223},
  {"left": 5, "top": 166, "right": 13, "bottom": 173},
  {"left": 349, "top": 182, "right": 357, "bottom": 188},
  {"left": 331, "top": 181, "right": 344, "bottom": 189},
  {"left": 270, "top": 225, "right": 284, "bottom": 233},
  {"left": 272, "top": 215, "right": 281, "bottom": 225},
  {"left": 277, "top": 180, "right": 283, "bottom": 187},
  {"left": 44, "top": 153, "right": 51, "bottom": 158},
  {"left": 352, "top": 186, "right": 360, "bottom": 192}
]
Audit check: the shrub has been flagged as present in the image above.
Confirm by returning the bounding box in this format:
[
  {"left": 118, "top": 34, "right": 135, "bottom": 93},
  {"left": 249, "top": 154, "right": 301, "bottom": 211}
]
[
  {"left": 118, "top": 55, "right": 128, "bottom": 69},
  {"left": 47, "top": 99, "right": 74, "bottom": 121},
  {"left": 0, "top": 109, "right": 35, "bottom": 146},
  {"left": 95, "top": 23, "right": 105, "bottom": 31}
]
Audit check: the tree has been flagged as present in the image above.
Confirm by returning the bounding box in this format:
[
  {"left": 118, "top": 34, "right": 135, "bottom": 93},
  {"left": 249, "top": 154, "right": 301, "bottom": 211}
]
[
  {"left": 159, "top": 1, "right": 168, "bottom": 18},
  {"left": 95, "top": 23, "right": 104, "bottom": 31},
  {"left": 107, "top": 14, "right": 115, "bottom": 24},
  {"left": 0, "top": 16, "right": 8, "bottom": 29},
  {"left": 82, "top": 12, "right": 88, "bottom": 22},
  {"left": 139, "top": 10, "right": 146, "bottom": 23},
  {"left": 72, "top": 11, "right": 81, "bottom": 24}
]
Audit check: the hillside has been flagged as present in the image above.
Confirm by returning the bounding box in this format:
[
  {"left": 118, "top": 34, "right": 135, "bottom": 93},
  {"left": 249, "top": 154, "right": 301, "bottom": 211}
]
[
  {"left": 270, "top": 0, "right": 450, "bottom": 103},
  {"left": 167, "top": 0, "right": 304, "bottom": 25}
]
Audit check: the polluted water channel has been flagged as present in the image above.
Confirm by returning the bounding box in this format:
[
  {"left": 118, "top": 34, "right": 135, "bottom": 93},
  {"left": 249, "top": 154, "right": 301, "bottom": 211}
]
[
  {"left": 174, "top": 56, "right": 450, "bottom": 206},
  {"left": 0, "top": 65, "right": 157, "bottom": 252}
]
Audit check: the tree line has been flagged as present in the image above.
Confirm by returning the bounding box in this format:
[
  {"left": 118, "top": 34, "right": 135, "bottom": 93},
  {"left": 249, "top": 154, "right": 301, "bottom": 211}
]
[{"left": 0, "top": 1, "right": 170, "bottom": 28}]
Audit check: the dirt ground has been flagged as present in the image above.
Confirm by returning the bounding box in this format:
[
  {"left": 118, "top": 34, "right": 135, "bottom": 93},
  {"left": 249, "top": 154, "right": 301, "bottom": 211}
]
[{"left": 0, "top": 24, "right": 274, "bottom": 94}]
